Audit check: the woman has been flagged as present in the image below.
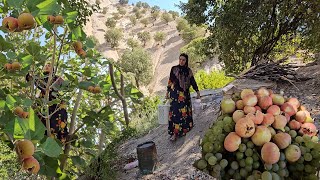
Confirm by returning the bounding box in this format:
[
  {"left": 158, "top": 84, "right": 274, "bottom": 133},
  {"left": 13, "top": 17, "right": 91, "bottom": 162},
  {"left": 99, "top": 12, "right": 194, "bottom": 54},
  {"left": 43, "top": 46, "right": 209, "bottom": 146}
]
[
  {"left": 26, "top": 63, "right": 69, "bottom": 143},
  {"left": 166, "top": 53, "right": 200, "bottom": 141}
]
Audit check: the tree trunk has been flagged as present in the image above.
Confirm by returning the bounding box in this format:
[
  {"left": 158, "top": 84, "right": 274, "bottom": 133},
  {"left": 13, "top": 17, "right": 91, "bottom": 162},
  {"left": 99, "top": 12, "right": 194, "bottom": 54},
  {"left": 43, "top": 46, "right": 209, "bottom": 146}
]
[
  {"left": 109, "top": 63, "right": 130, "bottom": 127},
  {"left": 98, "top": 129, "right": 105, "bottom": 154},
  {"left": 135, "top": 76, "right": 140, "bottom": 88}
]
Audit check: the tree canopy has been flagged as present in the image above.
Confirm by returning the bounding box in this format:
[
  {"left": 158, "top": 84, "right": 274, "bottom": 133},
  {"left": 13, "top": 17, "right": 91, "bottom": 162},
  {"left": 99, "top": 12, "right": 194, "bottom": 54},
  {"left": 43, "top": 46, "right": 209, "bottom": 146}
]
[{"left": 180, "top": 0, "right": 320, "bottom": 73}]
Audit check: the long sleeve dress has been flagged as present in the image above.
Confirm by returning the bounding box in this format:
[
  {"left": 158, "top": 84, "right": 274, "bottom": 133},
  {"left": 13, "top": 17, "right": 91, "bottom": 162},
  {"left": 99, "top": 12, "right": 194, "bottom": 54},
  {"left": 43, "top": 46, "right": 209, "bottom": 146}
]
[
  {"left": 26, "top": 73, "right": 69, "bottom": 142},
  {"left": 167, "top": 65, "right": 199, "bottom": 137}
]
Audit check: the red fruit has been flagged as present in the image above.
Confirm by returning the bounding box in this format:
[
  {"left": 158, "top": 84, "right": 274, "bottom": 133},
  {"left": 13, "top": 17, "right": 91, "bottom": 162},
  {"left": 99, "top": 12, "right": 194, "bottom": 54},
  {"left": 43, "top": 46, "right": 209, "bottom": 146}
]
[
  {"left": 295, "top": 111, "right": 307, "bottom": 123},
  {"left": 243, "top": 94, "right": 258, "bottom": 107},
  {"left": 2, "top": 17, "right": 19, "bottom": 32},
  {"left": 288, "top": 120, "right": 301, "bottom": 130},
  {"left": 273, "top": 132, "right": 291, "bottom": 149},
  {"left": 257, "top": 87, "right": 270, "bottom": 97},
  {"left": 271, "top": 94, "right": 285, "bottom": 106},
  {"left": 262, "top": 113, "right": 275, "bottom": 126},
  {"left": 251, "top": 125, "right": 271, "bottom": 146},
  {"left": 244, "top": 106, "right": 256, "bottom": 114},
  {"left": 281, "top": 102, "right": 296, "bottom": 117},
  {"left": 272, "top": 115, "right": 287, "bottom": 131},
  {"left": 236, "top": 100, "right": 244, "bottom": 110},
  {"left": 285, "top": 145, "right": 301, "bottom": 163},
  {"left": 299, "top": 123, "right": 318, "bottom": 137},
  {"left": 261, "top": 142, "right": 280, "bottom": 164},
  {"left": 254, "top": 106, "right": 262, "bottom": 111},
  {"left": 240, "top": 89, "right": 254, "bottom": 99},
  {"left": 22, "top": 156, "right": 40, "bottom": 174},
  {"left": 254, "top": 110, "right": 264, "bottom": 125},
  {"left": 224, "top": 132, "right": 241, "bottom": 152},
  {"left": 267, "top": 105, "right": 281, "bottom": 116},
  {"left": 235, "top": 117, "right": 255, "bottom": 138},
  {"left": 232, "top": 110, "right": 245, "bottom": 123},
  {"left": 287, "top": 97, "right": 300, "bottom": 109},
  {"left": 258, "top": 96, "right": 273, "bottom": 110}
]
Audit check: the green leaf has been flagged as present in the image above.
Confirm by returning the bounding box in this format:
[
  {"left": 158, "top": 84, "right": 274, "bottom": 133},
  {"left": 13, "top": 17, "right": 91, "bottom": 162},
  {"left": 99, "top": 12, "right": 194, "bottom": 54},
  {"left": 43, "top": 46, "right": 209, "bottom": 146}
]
[
  {"left": 6, "top": 51, "right": 16, "bottom": 59},
  {"left": 7, "top": 0, "right": 24, "bottom": 9},
  {"left": 86, "top": 38, "right": 95, "bottom": 49},
  {"left": 34, "top": 152, "right": 60, "bottom": 177},
  {"left": 25, "top": 108, "right": 46, "bottom": 140},
  {"left": 78, "top": 81, "right": 94, "bottom": 90},
  {"left": 3, "top": 118, "right": 25, "bottom": 139},
  {"left": 48, "top": 99, "right": 61, "bottom": 106},
  {"left": 0, "top": 53, "right": 7, "bottom": 64},
  {"left": 0, "top": 100, "right": 5, "bottom": 109},
  {"left": 71, "top": 156, "right": 86, "bottom": 167},
  {"left": 5, "top": 94, "right": 16, "bottom": 108},
  {"left": 0, "top": 35, "right": 14, "bottom": 51},
  {"left": 0, "top": 108, "right": 14, "bottom": 126},
  {"left": 26, "top": 42, "right": 41, "bottom": 56},
  {"left": 36, "top": 0, "right": 61, "bottom": 15},
  {"left": 71, "top": 26, "right": 82, "bottom": 40},
  {"left": 40, "top": 137, "right": 62, "bottom": 157},
  {"left": 65, "top": 11, "right": 78, "bottom": 24},
  {"left": 82, "top": 67, "right": 91, "bottom": 77}
]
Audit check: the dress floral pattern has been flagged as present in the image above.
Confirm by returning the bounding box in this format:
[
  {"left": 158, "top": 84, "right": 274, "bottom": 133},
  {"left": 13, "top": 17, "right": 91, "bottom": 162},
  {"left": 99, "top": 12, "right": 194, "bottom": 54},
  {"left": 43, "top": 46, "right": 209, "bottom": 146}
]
[{"left": 167, "top": 65, "right": 199, "bottom": 137}]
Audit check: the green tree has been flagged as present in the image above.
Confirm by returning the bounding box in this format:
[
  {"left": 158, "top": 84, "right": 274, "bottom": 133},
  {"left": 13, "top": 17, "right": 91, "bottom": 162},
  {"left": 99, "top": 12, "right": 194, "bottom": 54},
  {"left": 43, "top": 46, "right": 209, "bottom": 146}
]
[
  {"left": 180, "top": 0, "right": 320, "bottom": 73},
  {"left": 117, "top": 6, "right": 127, "bottom": 16},
  {"left": 151, "top": 11, "right": 160, "bottom": 22},
  {"left": 176, "top": 18, "right": 189, "bottom": 32},
  {"left": 105, "top": 28, "right": 123, "bottom": 48},
  {"left": 132, "top": 6, "right": 140, "bottom": 13},
  {"left": 181, "top": 25, "right": 206, "bottom": 44},
  {"left": 168, "top": 10, "right": 179, "bottom": 20},
  {"left": 181, "top": 37, "right": 208, "bottom": 70},
  {"left": 102, "top": 7, "right": 108, "bottom": 14},
  {"left": 127, "top": 38, "right": 141, "bottom": 50},
  {"left": 135, "top": 11, "right": 142, "bottom": 19},
  {"left": 154, "top": 32, "right": 166, "bottom": 45},
  {"left": 161, "top": 12, "right": 173, "bottom": 25},
  {"left": 105, "top": 18, "right": 117, "bottom": 28},
  {"left": 193, "top": 70, "right": 234, "bottom": 91},
  {"left": 137, "top": 31, "right": 151, "bottom": 47},
  {"left": 130, "top": 15, "right": 137, "bottom": 26},
  {"left": 119, "top": 48, "right": 153, "bottom": 88},
  {"left": 112, "top": 12, "right": 121, "bottom": 20},
  {"left": 119, "top": 0, "right": 129, "bottom": 5},
  {"left": 140, "top": 18, "right": 150, "bottom": 27},
  {"left": 136, "top": 1, "right": 143, "bottom": 8},
  {"left": 151, "top": 5, "right": 161, "bottom": 13}
]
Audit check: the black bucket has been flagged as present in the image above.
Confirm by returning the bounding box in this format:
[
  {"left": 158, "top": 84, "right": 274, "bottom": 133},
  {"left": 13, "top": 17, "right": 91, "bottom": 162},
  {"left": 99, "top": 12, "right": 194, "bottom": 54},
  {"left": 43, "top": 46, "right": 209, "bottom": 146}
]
[{"left": 136, "top": 141, "right": 158, "bottom": 175}]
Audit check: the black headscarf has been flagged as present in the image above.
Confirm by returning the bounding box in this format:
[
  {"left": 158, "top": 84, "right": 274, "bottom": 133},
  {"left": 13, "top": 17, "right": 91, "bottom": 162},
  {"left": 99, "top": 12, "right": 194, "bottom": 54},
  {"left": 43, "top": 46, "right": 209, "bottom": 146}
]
[{"left": 178, "top": 53, "right": 189, "bottom": 77}]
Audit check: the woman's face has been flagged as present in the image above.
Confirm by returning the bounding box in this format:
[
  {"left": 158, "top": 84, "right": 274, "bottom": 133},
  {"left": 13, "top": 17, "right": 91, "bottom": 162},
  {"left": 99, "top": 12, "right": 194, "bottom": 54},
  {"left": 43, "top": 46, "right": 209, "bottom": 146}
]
[
  {"left": 43, "top": 63, "right": 52, "bottom": 73},
  {"left": 179, "top": 56, "right": 187, "bottom": 66}
]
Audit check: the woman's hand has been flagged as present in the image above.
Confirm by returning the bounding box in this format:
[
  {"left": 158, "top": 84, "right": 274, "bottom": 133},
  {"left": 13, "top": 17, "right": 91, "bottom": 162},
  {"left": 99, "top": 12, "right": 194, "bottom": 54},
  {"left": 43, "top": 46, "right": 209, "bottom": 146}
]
[
  {"left": 196, "top": 91, "right": 200, "bottom": 99},
  {"left": 165, "top": 92, "right": 169, "bottom": 99}
]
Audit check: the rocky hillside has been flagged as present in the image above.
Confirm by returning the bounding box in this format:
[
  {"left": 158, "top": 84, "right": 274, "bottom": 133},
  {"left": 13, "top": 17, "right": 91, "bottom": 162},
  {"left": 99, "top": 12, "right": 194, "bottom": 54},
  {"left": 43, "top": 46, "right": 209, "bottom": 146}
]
[{"left": 83, "top": 0, "right": 220, "bottom": 96}]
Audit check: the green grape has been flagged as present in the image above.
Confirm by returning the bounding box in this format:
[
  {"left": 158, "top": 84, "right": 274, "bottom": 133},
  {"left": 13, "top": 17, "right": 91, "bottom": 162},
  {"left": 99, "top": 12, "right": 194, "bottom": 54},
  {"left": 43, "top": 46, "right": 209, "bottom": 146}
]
[
  {"left": 239, "top": 159, "right": 246, "bottom": 168},
  {"left": 295, "top": 136, "right": 303, "bottom": 143},
  {"left": 288, "top": 164, "right": 296, "bottom": 171},
  {"left": 218, "top": 134, "right": 226, "bottom": 142},
  {"left": 305, "top": 141, "right": 315, "bottom": 149},
  {"left": 277, "top": 169, "right": 286, "bottom": 177},
  {"left": 302, "top": 134, "right": 311, "bottom": 142},
  {"left": 212, "top": 126, "right": 222, "bottom": 135},
  {"left": 208, "top": 156, "right": 218, "bottom": 165},
  {"left": 245, "top": 165, "right": 252, "bottom": 172},
  {"left": 196, "top": 159, "right": 208, "bottom": 170},
  {"left": 213, "top": 143, "right": 222, "bottom": 152},
  {"left": 264, "top": 164, "right": 272, "bottom": 171},
  {"left": 304, "top": 152, "right": 313, "bottom": 161},
  {"left": 300, "top": 146, "right": 307, "bottom": 155},
  {"left": 297, "top": 156, "right": 304, "bottom": 164},
  {"left": 220, "top": 170, "right": 225, "bottom": 177},
  {"left": 246, "top": 141, "right": 254, "bottom": 148},
  {"left": 296, "top": 164, "right": 304, "bottom": 171},
  {"left": 228, "top": 168, "right": 235, "bottom": 175},
  {"left": 210, "top": 171, "right": 220, "bottom": 178},
  {"left": 311, "top": 149, "right": 320, "bottom": 159},
  {"left": 253, "top": 161, "right": 260, "bottom": 169},
  {"left": 261, "top": 171, "right": 272, "bottom": 180},
  {"left": 231, "top": 161, "right": 239, "bottom": 170},
  {"left": 304, "top": 164, "right": 314, "bottom": 173},
  {"left": 223, "top": 116, "right": 233, "bottom": 124},
  {"left": 272, "top": 163, "right": 279, "bottom": 172},
  {"left": 239, "top": 143, "right": 247, "bottom": 153},
  {"left": 311, "top": 136, "right": 319, "bottom": 143},
  {"left": 278, "top": 161, "right": 286, "bottom": 168},
  {"left": 247, "top": 175, "right": 255, "bottom": 180},
  {"left": 215, "top": 153, "right": 223, "bottom": 161},
  {"left": 239, "top": 168, "right": 248, "bottom": 178},
  {"left": 307, "top": 174, "right": 319, "bottom": 180},
  {"left": 252, "top": 170, "right": 262, "bottom": 179},
  {"left": 216, "top": 121, "right": 224, "bottom": 127},
  {"left": 310, "top": 158, "right": 320, "bottom": 168},
  {"left": 233, "top": 172, "right": 241, "bottom": 180},
  {"left": 223, "top": 125, "right": 232, "bottom": 133},
  {"left": 205, "top": 153, "right": 214, "bottom": 161},
  {"left": 242, "top": 138, "right": 249, "bottom": 143},
  {"left": 236, "top": 152, "right": 244, "bottom": 160},
  {"left": 315, "top": 142, "right": 320, "bottom": 150},
  {"left": 271, "top": 172, "right": 281, "bottom": 180},
  {"left": 203, "top": 169, "right": 209, "bottom": 174},
  {"left": 252, "top": 153, "right": 259, "bottom": 161},
  {"left": 213, "top": 164, "right": 222, "bottom": 173},
  {"left": 289, "top": 130, "right": 297, "bottom": 138},
  {"left": 219, "top": 159, "right": 228, "bottom": 169},
  {"left": 245, "top": 157, "right": 253, "bottom": 165},
  {"left": 245, "top": 148, "right": 253, "bottom": 157},
  {"left": 203, "top": 142, "right": 214, "bottom": 153},
  {"left": 284, "top": 126, "right": 290, "bottom": 132}
]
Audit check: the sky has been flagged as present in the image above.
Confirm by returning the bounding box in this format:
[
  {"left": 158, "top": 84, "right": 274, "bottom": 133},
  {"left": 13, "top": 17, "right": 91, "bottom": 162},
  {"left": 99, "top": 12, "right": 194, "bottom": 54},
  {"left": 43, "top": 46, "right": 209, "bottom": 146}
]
[{"left": 128, "top": 0, "right": 187, "bottom": 13}]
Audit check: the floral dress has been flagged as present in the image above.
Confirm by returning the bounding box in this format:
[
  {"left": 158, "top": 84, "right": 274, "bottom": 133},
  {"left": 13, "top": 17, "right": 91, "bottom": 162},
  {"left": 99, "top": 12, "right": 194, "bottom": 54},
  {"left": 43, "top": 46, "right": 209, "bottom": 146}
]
[
  {"left": 27, "top": 73, "right": 69, "bottom": 143},
  {"left": 167, "top": 65, "right": 199, "bottom": 137}
]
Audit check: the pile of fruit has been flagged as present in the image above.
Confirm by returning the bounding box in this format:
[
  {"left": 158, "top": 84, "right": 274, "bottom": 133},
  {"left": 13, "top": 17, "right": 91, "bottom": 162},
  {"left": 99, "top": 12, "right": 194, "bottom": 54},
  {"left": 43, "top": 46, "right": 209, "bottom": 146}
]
[
  {"left": 195, "top": 87, "right": 320, "bottom": 179},
  {"left": 15, "top": 139, "right": 40, "bottom": 174}
]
